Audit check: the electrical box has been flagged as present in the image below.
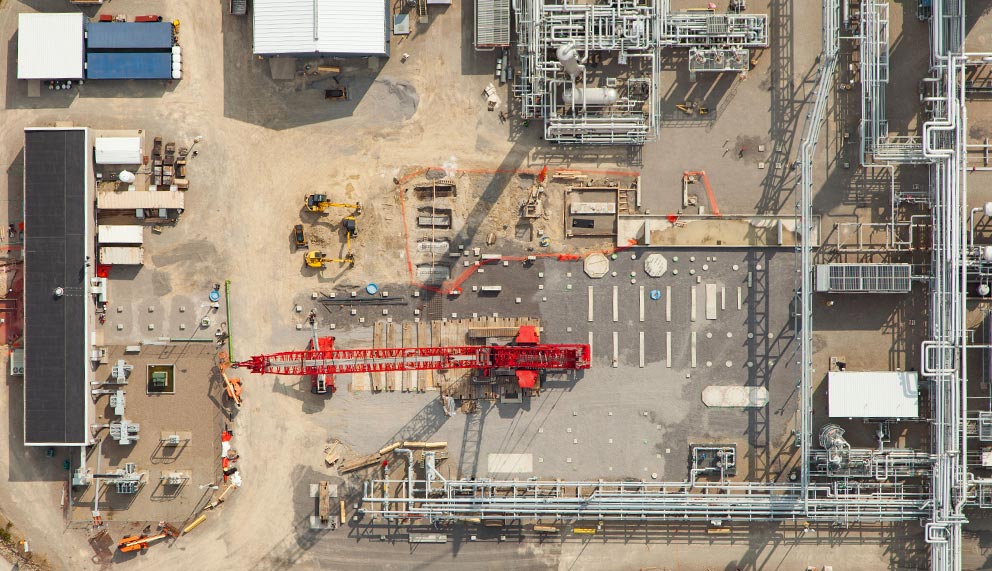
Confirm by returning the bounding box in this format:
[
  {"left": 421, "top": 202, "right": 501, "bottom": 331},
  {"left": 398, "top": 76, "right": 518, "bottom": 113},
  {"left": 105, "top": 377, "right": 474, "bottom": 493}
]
[{"left": 9, "top": 348, "right": 24, "bottom": 376}]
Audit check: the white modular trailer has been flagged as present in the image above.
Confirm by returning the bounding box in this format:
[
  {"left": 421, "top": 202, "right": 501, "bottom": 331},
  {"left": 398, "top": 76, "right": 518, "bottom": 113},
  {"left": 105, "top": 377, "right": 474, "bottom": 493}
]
[
  {"left": 97, "top": 225, "right": 144, "bottom": 245},
  {"left": 99, "top": 246, "right": 144, "bottom": 265}
]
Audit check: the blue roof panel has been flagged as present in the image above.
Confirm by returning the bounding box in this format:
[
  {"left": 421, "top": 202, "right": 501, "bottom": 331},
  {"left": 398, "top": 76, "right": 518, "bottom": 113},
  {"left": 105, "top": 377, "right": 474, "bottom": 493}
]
[
  {"left": 86, "top": 52, "right": 173, "bottom": 80},
  {"left": 86, "top": 22, "right": 173, "bottom": 49}
]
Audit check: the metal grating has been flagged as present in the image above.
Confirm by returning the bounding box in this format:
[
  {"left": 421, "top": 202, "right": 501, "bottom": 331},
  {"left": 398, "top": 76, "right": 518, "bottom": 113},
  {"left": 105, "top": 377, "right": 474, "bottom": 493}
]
[
  {"left": 476, "top": 0, "right": 511, "bottom": 49},
  {"left": 980, "top": 411, "right": 992, "bottom": 441},
  {"left": 814, "top": 263, "right": 911, "bottom": 293}
]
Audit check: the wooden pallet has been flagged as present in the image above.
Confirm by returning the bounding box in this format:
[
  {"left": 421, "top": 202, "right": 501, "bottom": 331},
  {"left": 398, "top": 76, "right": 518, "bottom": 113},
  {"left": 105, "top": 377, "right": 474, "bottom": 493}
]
[
  {"left": 386, "top": 323, "right": 399, "bottom": 391},
  {"left": 402, "top": 322, "right": 415, "bottom": 392},
  {"left": 417, "top": 320, "right": 432, "bottom": 391},
  {"left": 351, "top": 317, "right": 541, "bottom": 393},
  {"left": 370, "top": 322, "right": 386, "bottom": 391}
]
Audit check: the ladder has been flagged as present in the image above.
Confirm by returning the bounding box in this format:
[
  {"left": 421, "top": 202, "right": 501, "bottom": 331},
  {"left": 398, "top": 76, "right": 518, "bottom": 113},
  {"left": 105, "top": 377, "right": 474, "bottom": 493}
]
[{"left": 418, "top": 0, "right": 429, "bottom": 24}]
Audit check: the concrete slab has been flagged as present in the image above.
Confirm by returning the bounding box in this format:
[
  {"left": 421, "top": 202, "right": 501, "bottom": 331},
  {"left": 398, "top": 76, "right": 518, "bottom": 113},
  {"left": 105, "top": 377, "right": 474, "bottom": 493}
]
[
  {"left": 702, "top": 386, "right": 770, "bottom": 408},
  {"left": 487, "top": 453, "right": 533, "bottom": 474}
]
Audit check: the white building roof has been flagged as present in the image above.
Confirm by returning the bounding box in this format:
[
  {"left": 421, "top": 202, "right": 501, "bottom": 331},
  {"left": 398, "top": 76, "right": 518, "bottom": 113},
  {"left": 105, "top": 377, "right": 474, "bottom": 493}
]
[
  {"left": 97, "top": 225, "right": 144, "bottom": 245},
  {"left": 17, "top": 13, "right": 85, "bottom": 80},
  {"left": 828, "top": 371, "right": 919, "bottom": 418},
  {"left": 253, "top": 0, "right": 388, "bottom": 56},
  {"left": 94, "top": 137, "right": 142, "bottom": 165}
]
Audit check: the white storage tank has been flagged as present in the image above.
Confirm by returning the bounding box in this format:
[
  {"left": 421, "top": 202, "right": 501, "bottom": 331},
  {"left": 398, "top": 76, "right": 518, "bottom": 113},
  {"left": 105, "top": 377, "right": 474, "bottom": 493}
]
[{"left": 563, "top": 87, "right": 619, "bottom": 106}]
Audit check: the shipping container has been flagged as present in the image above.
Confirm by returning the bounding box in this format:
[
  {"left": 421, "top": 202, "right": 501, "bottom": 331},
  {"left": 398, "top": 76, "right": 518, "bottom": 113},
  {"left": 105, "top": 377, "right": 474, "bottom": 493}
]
[
  {"left": 86, "top": 52, "right": 173, "bottom": 80},
  {"left": 86, "top": 22, "right": 173, "bottom": 49},
  {"left": 97, "top": 225, "right": 144, "bottom": 245},
  {"left": 97, "top": 190, "right": 184, "bottom": 210},
  {"left": 99, "top": 246, "right": 144, "bottom": 265}
]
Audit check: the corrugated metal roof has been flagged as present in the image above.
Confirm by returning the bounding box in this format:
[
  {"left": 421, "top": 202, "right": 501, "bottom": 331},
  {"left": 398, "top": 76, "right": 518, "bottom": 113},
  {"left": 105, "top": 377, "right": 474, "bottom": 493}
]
[
  {"left": 828, "top": 371, "right": 919, "bottom": 418},
  {"left": 85, "top": 52, "right": 174, "bottom": 80},
  {"left": 97, "top": 225, "right": 144, "bottom": 244},
  {"left": 17, "top": 13, "right": 85, "bottom": 79},
  {"left": 253, "top": 0, "right": 388, "bottom": 56},
  {"left": 94, "top": 137, "right": 142, "bottom": 165},
  {"left": 86, "top": 22, "right": 174, "bottom": 50},
  {"left": 97, "top": 190, "right": 184, "bottom": 210},
  {"left": 99, "top": 246, "right": 144, "bottom": 265},
  {"left": 476, "top": 0, "right": 510, "bottom": 48}
]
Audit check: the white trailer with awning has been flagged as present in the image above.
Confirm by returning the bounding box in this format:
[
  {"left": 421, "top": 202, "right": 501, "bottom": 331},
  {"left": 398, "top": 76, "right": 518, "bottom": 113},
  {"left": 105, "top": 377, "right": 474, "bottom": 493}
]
[
  {"left": 828, "top": 371, "right": 919, "bottom": 418},
  {"left": 98, "top": 225, "right": 144, "bottom": 245},
  {"left": 94, "top": 137, "right": 142, "bottom": 165}
]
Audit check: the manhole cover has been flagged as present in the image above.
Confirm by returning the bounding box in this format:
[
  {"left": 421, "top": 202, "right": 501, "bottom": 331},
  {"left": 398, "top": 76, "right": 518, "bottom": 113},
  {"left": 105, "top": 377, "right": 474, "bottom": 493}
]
[
  {"left": 584, "top": 253, "right": 609, "bottom": 278},
  {"left": 644, "top": 253, "right": 668, "bottom": 277}
]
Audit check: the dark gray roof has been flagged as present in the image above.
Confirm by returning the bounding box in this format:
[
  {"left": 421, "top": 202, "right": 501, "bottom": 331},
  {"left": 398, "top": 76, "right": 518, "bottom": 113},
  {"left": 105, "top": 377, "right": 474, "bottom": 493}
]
[{"left": 23, "top": 129, "right": 88, "bottom": 445}]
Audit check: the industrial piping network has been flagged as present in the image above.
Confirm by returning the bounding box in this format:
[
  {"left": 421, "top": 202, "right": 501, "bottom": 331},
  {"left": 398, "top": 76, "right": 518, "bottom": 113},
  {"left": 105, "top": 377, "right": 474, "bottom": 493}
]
[
  {"left": 510, "top": 0, "right": 767, "bottom": 145},
  {"left": 358, "top": 5, "right": 988, "bottom": 571}
]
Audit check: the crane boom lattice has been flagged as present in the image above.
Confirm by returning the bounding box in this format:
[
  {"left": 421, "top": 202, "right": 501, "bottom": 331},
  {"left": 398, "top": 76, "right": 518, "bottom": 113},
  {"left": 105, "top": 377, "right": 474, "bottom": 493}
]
[{"left": 234, "top": 343, "right": 591, "bottom": 376}]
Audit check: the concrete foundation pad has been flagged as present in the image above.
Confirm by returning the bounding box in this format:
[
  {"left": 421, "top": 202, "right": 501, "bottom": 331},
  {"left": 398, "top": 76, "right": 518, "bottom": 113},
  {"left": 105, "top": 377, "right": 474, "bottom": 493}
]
[
  {"left": 583, "top": 253, "right": 610, "bottom": 278},
  {"left": 487, "top": 453, "right": 533, "bottom": 474},
  {"left": 268, "top": 57, "right": 297, "bottom": 80},
  {"left": 702, "top": 386, "right": 769, "bottom": 408}
]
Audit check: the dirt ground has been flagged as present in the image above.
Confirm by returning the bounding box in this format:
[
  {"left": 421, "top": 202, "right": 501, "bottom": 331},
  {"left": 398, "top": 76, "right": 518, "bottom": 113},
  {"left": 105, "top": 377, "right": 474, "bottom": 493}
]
[{"left": 1, "top": 0, "right": 991, "bottom": 570}]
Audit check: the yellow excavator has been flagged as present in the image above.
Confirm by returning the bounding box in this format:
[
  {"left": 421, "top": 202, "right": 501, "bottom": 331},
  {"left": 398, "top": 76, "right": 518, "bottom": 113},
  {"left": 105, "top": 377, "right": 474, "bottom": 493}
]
[
  {"left": 303, "top": 195, "right": 360, "bottom": 267},
  {"left": 305, "top": 250, "right": 355, "bottom": 269},
  {"left": 304, "top": 194, "right": 362, "bottom": 215}
]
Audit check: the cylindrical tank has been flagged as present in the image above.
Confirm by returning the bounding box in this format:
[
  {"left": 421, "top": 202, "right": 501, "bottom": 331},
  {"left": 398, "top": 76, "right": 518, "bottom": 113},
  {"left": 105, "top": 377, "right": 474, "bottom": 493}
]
[
  {"left": 983, "top": 245, "right": 992, "bottom": 262},
  {"left": 172, "top": 45, "right": 182, "bottom": 55},
  {"left": 979, "top": 283, "right": 991, "bottom": 296},
  {"left": 984, "top": 202, "right": 992, "bottom": 217},
  {"left": 563, "top": 87, "right": 619, "bottom": 106},
  {"left": 172, "top": 69, "right": 182, "bottom": 80},
  {"left": 119, "top": 170, "right": 136, "bottom": 184},
  {"left": 173, "top": 62, "right": 182, "bottom": 72},
  {"left": 172, "top": 53, "right": 182, "bottom": 63},
  {"left": 555, "top": 43, "right": 584, "bottom": 79}
]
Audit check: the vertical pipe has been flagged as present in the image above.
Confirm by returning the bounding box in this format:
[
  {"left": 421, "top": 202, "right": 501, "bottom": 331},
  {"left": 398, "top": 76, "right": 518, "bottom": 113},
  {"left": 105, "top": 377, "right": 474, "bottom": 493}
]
[{"left": 225, "top": 279, "right": 234, "bottom": 362}]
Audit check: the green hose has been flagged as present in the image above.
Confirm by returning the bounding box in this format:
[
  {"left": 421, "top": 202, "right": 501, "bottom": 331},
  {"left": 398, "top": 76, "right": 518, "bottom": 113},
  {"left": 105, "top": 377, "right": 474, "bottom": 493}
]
[{"left": 225, "top": 279, "right": 234, "bottom": 362}]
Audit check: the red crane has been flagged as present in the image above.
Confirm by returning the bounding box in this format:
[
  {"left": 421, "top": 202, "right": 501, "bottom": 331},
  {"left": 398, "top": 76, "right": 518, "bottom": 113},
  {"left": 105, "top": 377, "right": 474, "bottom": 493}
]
[{"left": 232, "top": 326, "right": 591, "bottom": 394}]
